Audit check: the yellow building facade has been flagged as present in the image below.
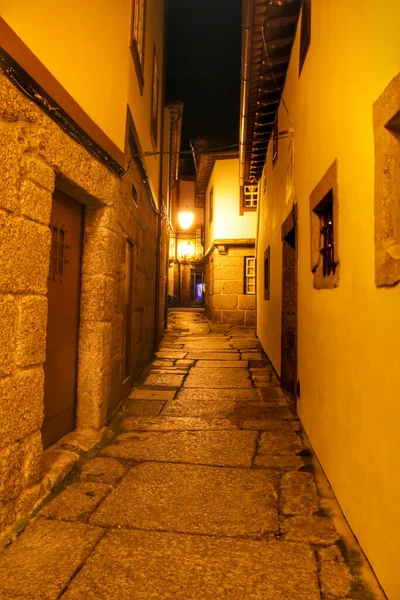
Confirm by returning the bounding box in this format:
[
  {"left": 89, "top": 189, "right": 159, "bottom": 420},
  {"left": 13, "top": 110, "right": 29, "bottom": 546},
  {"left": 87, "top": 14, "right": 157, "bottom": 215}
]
[
  {"left": 203, "top": 157, "right": 257, "bottom": 325},
  {"left": 0, "top": 1, "right": 170, "bottom": 544},
  {"left": 255, "top": 1, "right": 400, "bottom": 596}
]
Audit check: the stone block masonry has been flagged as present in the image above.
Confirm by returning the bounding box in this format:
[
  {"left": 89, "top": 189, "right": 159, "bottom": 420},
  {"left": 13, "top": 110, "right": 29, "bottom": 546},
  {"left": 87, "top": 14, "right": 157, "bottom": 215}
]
[
  {"left": 205, "top": 245, "right": 255, "bottom": 325},
  {"left": 0, "top": 72, "right": 168, "bottom": 545}
]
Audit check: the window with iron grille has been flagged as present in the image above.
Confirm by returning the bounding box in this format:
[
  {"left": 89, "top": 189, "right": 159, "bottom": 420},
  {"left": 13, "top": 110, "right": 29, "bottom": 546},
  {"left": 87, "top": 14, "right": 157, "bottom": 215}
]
[
  {"left": 272, "top": 121, "right": 278, "bottom": 165},
  {"left": 264, "top": 246, "right": 270, "bottom": 300},
  {"left": 131, "top": 183, "right": 138, "bottom": 207},
  {"left": 209, "top": 186, "right": 213, "bottom": 224},
  {"left": 243, "top": 184, "right": 258, "bottom": 209},
  {"left": 299, "top": 0, "right": 311, "bottom": 75},
  {"left": 244, "top": 257, "right": 255, "bottom": 295},
  {"left": 310, "top": 160, "right": 339, "bottom": 289},
  {"left": 150, "top": 46, "right": 159, "bottom": 147},
  {"left": 314, "top": 190, "right": 336, "bottom": 278},
  {"left": 130, "top": 0, "right": 146, "bottom": 93}
]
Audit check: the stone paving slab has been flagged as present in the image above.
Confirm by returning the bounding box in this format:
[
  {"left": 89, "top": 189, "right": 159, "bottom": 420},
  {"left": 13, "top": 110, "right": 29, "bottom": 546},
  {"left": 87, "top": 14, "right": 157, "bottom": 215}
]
[
  {"left": 90, "top": 462, "right": 279, "bottom": 538},
  {"left": 195, "top": 360, "right": 249, "bottom": 368},
  {"left": 280, "top": 515, "right": 339, "bottom": 545},
  {"left": 257, "top": 430, "right": 303, "bottom": 455},
  {"left": 79, "top": 457, "right": 128, "bottom": 484},
  {"left": 124, "top": 399, "right": 165, "bottom": 416},
  {"left": 141, "top": 372, "right": 186, "bottom": 388},
  {"left": 129, "top": 389, "right": 176, "bottom": 401},
  {"left": 185, "top": 351, "right": 240, "bottom": 360},
  {"left": 101, "top": 430, "right": 257, "bottom": 467},
  {"left": 156, "top": 351, "right": 187, "bottom": 359},
  {"left": 120, "top": 416, "right": 237, "bottom": 431},
  {"left": 258, "top": 387, "right": 285, "bottom": 399},
  {"left": 61, "top": 530, "right": 320, "bottom": 600},
  {"left": 163, "top": 396, "right": 237, "bottom": 417},
  {"left": 280, "top": 472, "right": 319, "bottom": 516},
  {"left": 242, "top": 418, "right": 301, "bottom": 431},
  {"left": 184, "top": 367, "right": 252, "bottom": 388},
  {"left": 163, "top": 389, "right": 262, "bottom": 418},
  {"left": 0, "top": 519, "right": 103, "bottom": 600},
  {"left": 40, "top": 482, "right": 111, "bottom": 521},
  {"left": 254, "top": 454, "right": 305, "bottom": 471}
]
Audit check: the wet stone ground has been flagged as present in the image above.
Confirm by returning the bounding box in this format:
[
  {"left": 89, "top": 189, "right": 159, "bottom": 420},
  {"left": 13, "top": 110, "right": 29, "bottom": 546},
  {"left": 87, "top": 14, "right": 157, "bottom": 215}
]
[{"left": 0, "top": 311, "right": 385, "bottom": 599}]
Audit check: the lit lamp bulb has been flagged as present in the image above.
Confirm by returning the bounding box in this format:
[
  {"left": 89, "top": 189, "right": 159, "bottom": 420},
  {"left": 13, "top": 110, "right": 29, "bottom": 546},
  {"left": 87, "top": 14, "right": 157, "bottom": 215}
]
[{"left": 178, "top": 209, "right": 194, "bottom": 230}]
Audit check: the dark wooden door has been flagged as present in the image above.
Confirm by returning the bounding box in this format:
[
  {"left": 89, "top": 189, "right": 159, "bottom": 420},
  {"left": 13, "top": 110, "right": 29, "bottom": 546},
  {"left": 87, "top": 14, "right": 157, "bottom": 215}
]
[
  {"left": 281, "top": 209, "right": 298, "bottom": 399},
  {"left": 42, "top": 190, "right": 84, "bottom": 449}
]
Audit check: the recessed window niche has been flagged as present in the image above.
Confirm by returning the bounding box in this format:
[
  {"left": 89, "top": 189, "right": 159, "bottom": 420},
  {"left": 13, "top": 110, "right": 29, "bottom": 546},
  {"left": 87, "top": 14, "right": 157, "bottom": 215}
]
[
  {"left": 374, "top": 72, "right": 400, "bottom": 287},
  {"left": 310, "top": 159, "right": 339, "bottom": 289}
]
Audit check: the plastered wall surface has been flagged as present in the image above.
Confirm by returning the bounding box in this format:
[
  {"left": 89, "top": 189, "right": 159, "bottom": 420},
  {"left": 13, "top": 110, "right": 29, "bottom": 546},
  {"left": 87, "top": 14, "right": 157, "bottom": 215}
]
[
  {"left": 1, "top": 0, "right": 165, "bottom": 206},
  {"left": 204, "top": 159, "right": 257, "bottom": 252},
  {"left": 256, "top": 1, "right": 400, "bottom": 597}
]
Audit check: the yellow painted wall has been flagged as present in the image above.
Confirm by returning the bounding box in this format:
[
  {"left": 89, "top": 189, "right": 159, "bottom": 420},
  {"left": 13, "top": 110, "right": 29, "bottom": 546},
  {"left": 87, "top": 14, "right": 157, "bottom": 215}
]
[
  {"left": 256, "top": 1, "right": 400, "bottom": 597},
  {"left": 205, "top": 159, "right": 257, "bottom": 253},
  {"left": 1, "top": 0, "right": 165, "bottom": 204}
]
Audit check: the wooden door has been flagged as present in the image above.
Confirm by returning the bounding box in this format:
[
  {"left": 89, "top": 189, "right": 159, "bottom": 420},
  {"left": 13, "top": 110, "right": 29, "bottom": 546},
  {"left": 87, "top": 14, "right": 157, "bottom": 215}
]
[
  {"left": 42, "top": 190, "right": 84, "bottom": 448},
  {"left": 281, "top": 209, "right": 298, "bottom": 399}
]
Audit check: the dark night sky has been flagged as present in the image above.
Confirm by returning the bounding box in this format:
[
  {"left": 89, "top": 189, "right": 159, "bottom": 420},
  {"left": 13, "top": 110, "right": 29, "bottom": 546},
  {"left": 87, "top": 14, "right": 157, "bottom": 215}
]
[{"left": 166, "top": 0, "right": 242, "bottom": 156}]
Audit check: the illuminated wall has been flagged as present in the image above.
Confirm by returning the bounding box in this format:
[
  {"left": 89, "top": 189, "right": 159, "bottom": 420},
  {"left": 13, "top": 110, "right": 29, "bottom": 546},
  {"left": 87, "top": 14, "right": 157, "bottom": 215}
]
[
  {"left": 1, "top": 0, "right": 165, "bottom": 205},
  {"left": 256, "top": 1, "right": 400, "bottom": 596},
  {"left": 204, "top": 158, "right": 257, "bottom": 252}
]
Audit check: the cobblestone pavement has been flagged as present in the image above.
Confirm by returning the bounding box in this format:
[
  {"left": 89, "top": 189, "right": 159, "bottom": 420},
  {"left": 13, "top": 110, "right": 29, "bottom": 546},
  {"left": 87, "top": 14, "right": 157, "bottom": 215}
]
[{"left": 0, "top": 311, "right": 386, "bottom": 599}]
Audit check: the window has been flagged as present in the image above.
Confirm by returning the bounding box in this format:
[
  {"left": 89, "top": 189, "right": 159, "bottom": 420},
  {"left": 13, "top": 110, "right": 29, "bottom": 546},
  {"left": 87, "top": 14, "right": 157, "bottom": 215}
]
[
  {"left": 209, "top": 186, "right": 213, "bottom": 224},
  {"left": 310, "top": 159, "right": 339, "bottom": 289},
  {"left": 314, "top": 190, "right": 336, "bottom": 277},
  {"left": 264, "top": 246, "right": 270, "bottom": 300},
  {"left": 150, "top": 47, "right": 159, "bottom": 147},
  {"left": 299, "top": 0, "right": 311, "bottom": 75},
  {"left": 373, "top": 73, "right": 400, "bottom": 286},
  {"left": 131, "top": 183, "right": 138, "bottom": 207},
  {"left": 245, "top": 257, "right": 255, "bottom": 295},
  {"left": 243, "top": 184, "right": 258, "bottom": 209},
  {"left": 131, "top": 0, "right": 146, "bottom": 93},
  {"left": 272, "top": 121, "right": 278, "bottom": 165}
]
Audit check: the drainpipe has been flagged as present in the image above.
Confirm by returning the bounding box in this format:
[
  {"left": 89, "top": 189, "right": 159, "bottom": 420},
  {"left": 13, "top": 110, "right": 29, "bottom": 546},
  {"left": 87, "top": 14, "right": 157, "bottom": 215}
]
[
  {"left": 154, "top": 0, "right": 169, "bottom": 352},
  {"left": 239, "top": 0, "right": 254, "bottom": 187}
]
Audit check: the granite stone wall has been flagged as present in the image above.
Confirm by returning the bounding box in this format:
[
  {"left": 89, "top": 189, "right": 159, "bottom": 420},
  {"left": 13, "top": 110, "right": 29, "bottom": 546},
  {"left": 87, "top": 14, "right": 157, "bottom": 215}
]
[
  {"left": 205, "top": 246, "right": 255, "bottom": 326},
  {"left": 0, "top": 72, "right": 167, "bottom": 541}
]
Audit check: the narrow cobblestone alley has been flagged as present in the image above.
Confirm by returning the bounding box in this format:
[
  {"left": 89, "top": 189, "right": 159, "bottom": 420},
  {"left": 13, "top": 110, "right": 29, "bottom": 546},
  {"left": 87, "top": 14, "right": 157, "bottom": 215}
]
[{"left": 0, "top": 311, "right": 384, "bottom": 599}]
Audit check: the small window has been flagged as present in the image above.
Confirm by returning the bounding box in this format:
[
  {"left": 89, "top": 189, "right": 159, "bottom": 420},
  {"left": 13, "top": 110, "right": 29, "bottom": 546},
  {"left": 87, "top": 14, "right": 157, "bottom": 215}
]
[
  {"left": 131, "top": 183, "right": 138, "bottom": 207},
  {"left": 310, "top": 160, "right": 339, "bottom": 289},
  {"left": 264, "top": 246, "right": 270, "bottom": 300},
  {"left": 150, "top": 47, "right": 159, "bottom": 147},
  {"left": 272, "top": 121, "right": 278, "bottom": 165},
  {"left": 314, "top": 190, "right": 336, "bottom": 278},
  {"left": 209, "top": 186, "right": 214, "bottom": 224},
  {"left": 299, "top": 0, "right": 311, "bottom": 75},
  {"left": 245, "top": 256, "right": 255, "bottom": 295},
  {"left": 243, "top": 184, "right": 258, "bottom": 209},
  {"left": 131, "top": 0, "right": 146, "bottom": 93}
]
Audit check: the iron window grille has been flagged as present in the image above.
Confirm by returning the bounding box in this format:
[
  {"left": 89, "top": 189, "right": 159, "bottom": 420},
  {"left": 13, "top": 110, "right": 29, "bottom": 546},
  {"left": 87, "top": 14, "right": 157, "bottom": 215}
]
[
  {"left": 272, "top": 121, "right": 278, "bottom": 165},
  {"left": 264, "top": 246, "right": 270, "bottom": 300},
  {"left": 150, "top": 47, "right": 159, "bottom": 147},
  {"left": 131, "top": 183, "right": 138, "bottom": 207},
  {"left": 245, "top": 256, "right": 256, "bottom": 294},
  {"left": 209, "top": 186, "right": 213, "bottom": 224},
  {"left": 315, "top": 189, "right": 336, "bottom": 277}
]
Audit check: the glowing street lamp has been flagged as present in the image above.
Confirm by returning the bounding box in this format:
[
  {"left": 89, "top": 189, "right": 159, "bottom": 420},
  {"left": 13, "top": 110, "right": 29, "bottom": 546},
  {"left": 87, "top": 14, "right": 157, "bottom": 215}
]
[{"left": 178, "top": 209, "right": 194, "bottom": 230}]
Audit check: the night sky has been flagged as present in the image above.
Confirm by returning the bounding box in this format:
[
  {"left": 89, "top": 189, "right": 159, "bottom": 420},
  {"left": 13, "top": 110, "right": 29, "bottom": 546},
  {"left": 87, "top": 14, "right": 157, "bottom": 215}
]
[{"left": 166, "top": 0, "right": 242, "bottom": 160}]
